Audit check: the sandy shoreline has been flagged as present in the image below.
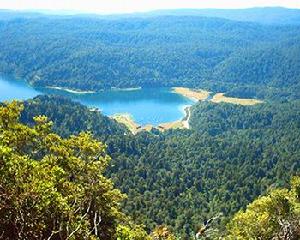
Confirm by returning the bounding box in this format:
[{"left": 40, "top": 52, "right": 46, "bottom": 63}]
[
  {"left": 173, "top": 87, "right": 263, "bottom": 106},
  {"left": 172, "top": 87, "right": 211, "bottom": 101},
  {"left": 112, "top": 107, "right": 192, "bottom": 134},
  {"left": 47, "top": 86, "right": 95, "bottom": 94},
  {"left": 158, "top": 106, "right": 191, "bottom": 131},
  {"left": 48, "top": 86, "right": 143, "bottom": 94},
  {"left": 111, "top": 87, "right": 142, "bottom": 91},
  {"left": 111, "top": 114, "right": 142, "bottom": 134}
]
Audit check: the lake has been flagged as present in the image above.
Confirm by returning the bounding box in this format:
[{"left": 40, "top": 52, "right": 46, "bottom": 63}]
[{"left": 0, "top": 75, "right": 195, "bottom": 126}]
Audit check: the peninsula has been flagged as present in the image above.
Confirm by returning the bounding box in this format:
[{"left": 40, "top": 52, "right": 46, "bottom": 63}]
[{"left": 172, "top": 87, "right": 211, "bottom": 101}]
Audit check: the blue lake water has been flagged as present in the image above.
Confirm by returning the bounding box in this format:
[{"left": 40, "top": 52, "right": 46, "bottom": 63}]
[{"left": 0, "top": 75, "right": 195, "bottom": 125}]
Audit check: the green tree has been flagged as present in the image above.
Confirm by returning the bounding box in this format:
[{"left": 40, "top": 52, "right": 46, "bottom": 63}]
[
  {"left": 0, "top": 101, "right": 127, "bottom": 239},
  {"left": 116, "top": 224, "right": 150, "bottom": 240},
  {"left": 226, "top": 177, "right": 300, "bottom": 239},
  {"left": 150, "top": 225, "right": 176, "bottom": 240}
]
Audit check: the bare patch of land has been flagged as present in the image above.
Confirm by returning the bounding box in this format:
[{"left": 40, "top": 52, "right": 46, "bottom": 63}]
[
  {"left": 211, "top": 93, "right": 263, "bottom": 105},
  {"left": 111, "top": 114, "right": 141, "bottom": 134},
  {"left": 158, "top": 120, "right": 185, "bottom": 131},
  {"left": 182, "top": 106, "right": 191, "bottom": 129},
  {"left": 172, "top": 87, "right": 210, "bottom": 101},
  {"left": 89, "top": 107, "right": 101, "bottom": 112},
  {"left": 142, "top": 124, "right": 155, "bottom": 132}
]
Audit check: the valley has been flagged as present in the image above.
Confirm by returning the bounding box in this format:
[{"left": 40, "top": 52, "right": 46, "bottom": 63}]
[{"left": 0, "top": 6, "right": 299, "bottom": 239}]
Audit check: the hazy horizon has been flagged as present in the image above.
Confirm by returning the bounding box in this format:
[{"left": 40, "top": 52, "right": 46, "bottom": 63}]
[
  {"left": 1, "top": 0, "right": 300, "bottom": 15},
  {"left": 1, "top": 6, "right": 300, "bottom": 15}
]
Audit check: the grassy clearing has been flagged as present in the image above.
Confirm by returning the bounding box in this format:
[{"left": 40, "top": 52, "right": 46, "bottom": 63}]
[
  {"left": 172, "top": 87, "right": 210, "bottom": 101},
  {"left": 211, "top": 93, "right": 263, "bottom": 105}
]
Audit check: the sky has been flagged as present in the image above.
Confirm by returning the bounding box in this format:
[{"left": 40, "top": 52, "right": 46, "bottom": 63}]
[{"left": 0, "top": 0, "right": 300, "bottom": 14}]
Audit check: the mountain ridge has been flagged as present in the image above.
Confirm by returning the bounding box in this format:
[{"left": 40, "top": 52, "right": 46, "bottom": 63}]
[{"left": 1, "top": 7, "right": 300, "bottom": 25}]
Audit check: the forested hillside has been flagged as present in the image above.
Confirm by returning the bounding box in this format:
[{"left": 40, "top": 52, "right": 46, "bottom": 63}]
[
  {"left": 0, "top": 14, "right": 300, "bottom": 99},
  {"left": 20, "top": 95, "right": 128, "bottom": 138},
  {"left": 19, "top": 96, "right": 300, "bottom": 238},
  {"left": 226, "top": 176, "right": 300, "bottom": 239},
  {"left": 0, "top": 101, "right": 150, "bottom": 239}
]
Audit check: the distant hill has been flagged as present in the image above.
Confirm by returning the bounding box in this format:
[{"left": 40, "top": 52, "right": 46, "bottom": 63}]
[
  {"left": 1, "top": 7, "right": 300, "bottom": 25},
  {"left": 144, "top": 7, "right": 300, "bottom": 25},
  {"left": 0, "top": 14, "right": 299, "bottom": 99},
  {"left": 0, "top": 9, "right": 43, "bottom": 20}
]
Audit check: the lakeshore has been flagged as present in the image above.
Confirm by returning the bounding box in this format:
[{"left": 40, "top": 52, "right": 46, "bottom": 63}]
[
  {"left": 111, "top": 114, "right": 140, "bottom": 134},
  {"left": 46, "top": 86, "right": 96, "bottom": 94},
  {"left": 111, "top": 87, "right": 264, "bottom": 134},
  {"left": 112, "top": 105, "right": 192, "bottom": 134},
  {"left": 172, "top": 87, "right": 210, "bottom": 101},
  {"left": 0, "top": 75, "right": 264, "bottom": 134},
  {"left": 111, "top": 114, "right": 155, "bottom": 134},
  {"left": 111, "top": 87, "right": 142, "bottom": 91},
  {"left": 0, "top": 76, "right": 193, "bottom": 127},
  {"left": 173, "top": 87, "right": 263, "bottom": 106}
]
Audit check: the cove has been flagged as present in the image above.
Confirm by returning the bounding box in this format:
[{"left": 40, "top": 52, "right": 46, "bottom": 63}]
[{"left": 0, "top": 75, "right": 195, "bottom": 126}]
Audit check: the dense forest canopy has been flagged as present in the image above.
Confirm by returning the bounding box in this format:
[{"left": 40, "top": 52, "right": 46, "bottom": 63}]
[
  {"left": 0, "top": 10, "right": 300, "bottom": 99},
  {"left": 18, "top": 95, "right": 300, "bottom": 238}
]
